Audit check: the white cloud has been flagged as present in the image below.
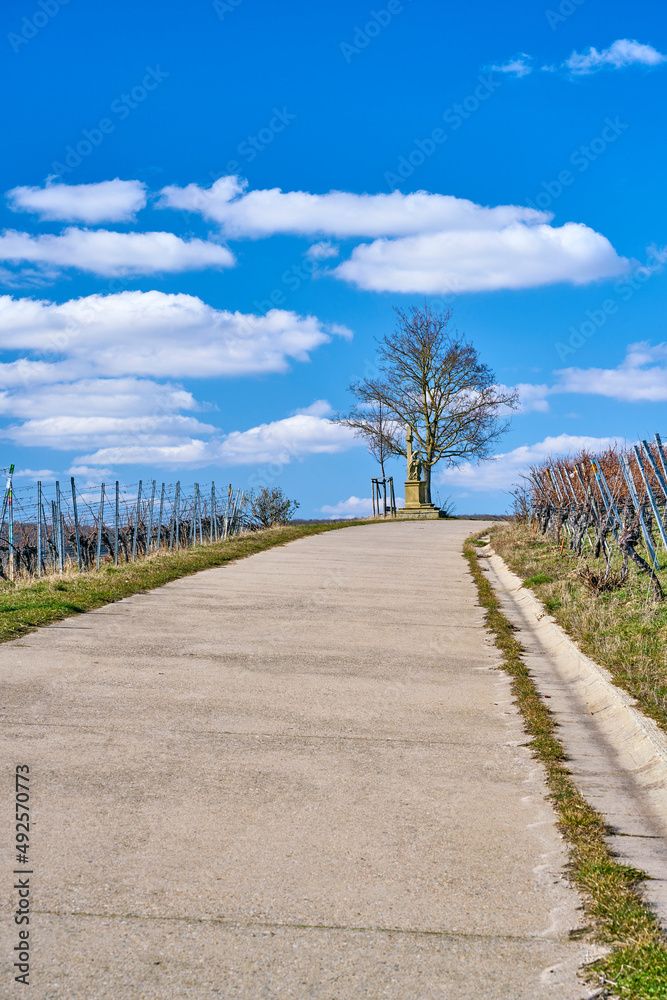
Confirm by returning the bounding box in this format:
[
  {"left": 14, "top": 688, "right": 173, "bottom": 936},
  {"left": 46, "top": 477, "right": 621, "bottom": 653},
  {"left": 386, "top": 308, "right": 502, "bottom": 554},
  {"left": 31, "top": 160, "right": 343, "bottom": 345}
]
[
  {"left": 564, "top": 39, "right": 667, "bottom": 75},
  {"left": 304, "top": 241, "right": 340, "bottom": 259},
  {"left": 513, "top": 342, "right": 667, "bottom": 407},
  {"left": 554, "top": 341, "right": 667, "bottom": 401},
  {"left": 67, "top": 465, "right": 114, "bottom": 483},
  {"left": 0, "top": 228, "right": 234, "bottom": 278},
  {"left": 0, "top": 378, "right": 215, "bottom": 450},
  {"left": 334, "top": 222, "right": 629, "bottom": 294},
  {"left": 0, "top": 291, "right": 346, "bottom": 380},
  {"left": 14, "top": 468, "right": 56, "bottom": 481},
  {"left": 158, "top": 177, "right": 548, "bottom": 238},
  {"left": 157, "top": 178, "right": 629, "bottom": 294},
  {"left": 74, "top": 413, "right": 361, "bottom": 469},
  {"left": 439, "top": 434, "right": 624, "bottom": 491},
  {"left": 6, "top": 179, "right": 147, "bottom": 223},
  {"left": 291, "top": 399, "right": 333, "bottom": 417},
  {"left": 489, "top": 54, "right": 533, "bottom": 78},
  {"left": 320, "top": 496, "right": 373, "bottom": 518},
  {"left": 515, "top": 382, "right": 550, "bottom": 413},
  {"left": 216, "top": 413, "right": 359, "bottom": 465}
]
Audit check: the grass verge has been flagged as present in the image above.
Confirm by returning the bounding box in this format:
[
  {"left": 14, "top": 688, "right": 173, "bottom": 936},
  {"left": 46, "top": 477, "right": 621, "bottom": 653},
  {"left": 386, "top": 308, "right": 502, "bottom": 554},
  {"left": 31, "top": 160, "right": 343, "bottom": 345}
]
[
  {"left": 491, "top": 520, "right": 667, "bottom": 735},
  {"left": 0, "top": 522, "right": 366, "bottom": 644},
  {"left": 464, "top": 534, "right": 667, "bottom": 999}
]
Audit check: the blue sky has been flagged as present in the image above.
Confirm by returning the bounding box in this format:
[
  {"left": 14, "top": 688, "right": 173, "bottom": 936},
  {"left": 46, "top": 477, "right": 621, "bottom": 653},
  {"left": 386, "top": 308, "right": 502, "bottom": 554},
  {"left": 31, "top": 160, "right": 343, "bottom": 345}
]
[{"left": 1, "top": 0, "right": 666, "bottom": 516}]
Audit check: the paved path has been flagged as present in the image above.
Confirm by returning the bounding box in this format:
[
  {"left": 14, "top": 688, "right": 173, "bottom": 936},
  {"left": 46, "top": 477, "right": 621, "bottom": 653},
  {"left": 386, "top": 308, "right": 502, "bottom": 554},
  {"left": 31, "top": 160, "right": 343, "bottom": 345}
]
[{"left": 1, "top": 521, "right": 595, "bottom": 999}]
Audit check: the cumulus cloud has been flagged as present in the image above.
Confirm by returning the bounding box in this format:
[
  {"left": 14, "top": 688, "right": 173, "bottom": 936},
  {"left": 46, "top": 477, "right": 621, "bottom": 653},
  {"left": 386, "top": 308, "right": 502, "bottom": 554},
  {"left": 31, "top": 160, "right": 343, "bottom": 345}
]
[
  {"left": 158, "top": 177, "right": 548, "bottom": 238},
  {"left": 488, "top": 54, "right": 533, "bottom": 78},
  {"left": 74, "top": 412, "right": 361, "bottom": 469},
  {"left": 6, "top": 179, "right": 147, "bottom": 223},
  {"left": 0, "top": 228, "right": 234, "bottom": 278},
  {"left": 0, "top": 378, "right": 214, "bottom": 449},
  {"left": 554, "top": 341, "right": 667, "bottom": 401},
  {"left": 564, "top": 39, "right": 667, "bottom": 75},
  {"left": 319, "top": 496, "right": 373, "bottom": 518},
  {"left": 334, "top": 222, "right": 629, "bottom": 294},
  {"left": 291, "top": 399, "right": 333, "bottom": 417},
  {"left": 0, "top": 291, "right": 346, "bottom": 380},
  {"left": 439, "top": 434, "right": 624, "bottom": 491},
  {"left": 158, "top": 177, "right": 631, "bottom": 294},
  {"left": 14, "top": 468, "right": 57, "bottom": 481},
  {"left": 305, "top": 240, "right": 340, "bottom": 260},
  {"left": 513, "top": 342, "right": 667, "bottom": 408},
  {"left": 216, "top": 413, "right": 359, "bottom": 465}
]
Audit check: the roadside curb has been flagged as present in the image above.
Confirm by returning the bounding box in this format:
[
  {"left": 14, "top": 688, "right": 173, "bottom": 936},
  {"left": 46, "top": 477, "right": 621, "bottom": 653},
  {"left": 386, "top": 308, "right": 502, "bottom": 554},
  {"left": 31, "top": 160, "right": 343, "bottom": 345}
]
[{"left": 481, "top": 542, "right": 667, "bottom": 926}]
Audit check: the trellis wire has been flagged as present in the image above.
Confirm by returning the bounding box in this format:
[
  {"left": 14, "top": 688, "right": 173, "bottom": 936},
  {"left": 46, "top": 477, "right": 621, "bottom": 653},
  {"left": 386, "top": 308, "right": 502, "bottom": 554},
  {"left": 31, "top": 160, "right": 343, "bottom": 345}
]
[{"left": 0, "top": 475, "right": 247, "bottom": 582}]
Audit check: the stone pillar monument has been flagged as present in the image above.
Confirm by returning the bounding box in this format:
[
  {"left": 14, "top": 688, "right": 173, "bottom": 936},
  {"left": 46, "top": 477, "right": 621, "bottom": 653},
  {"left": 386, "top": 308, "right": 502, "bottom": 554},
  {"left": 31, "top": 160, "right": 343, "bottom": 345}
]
[{"left": 397, "top": 425, "right": 442, "bottom": 518}]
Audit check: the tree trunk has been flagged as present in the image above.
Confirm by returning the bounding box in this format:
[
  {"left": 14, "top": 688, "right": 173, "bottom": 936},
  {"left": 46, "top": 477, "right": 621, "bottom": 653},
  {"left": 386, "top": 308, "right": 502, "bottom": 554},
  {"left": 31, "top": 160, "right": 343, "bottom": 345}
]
[{"left": 424, "top": 464, "right": 432, "bottom": 504}]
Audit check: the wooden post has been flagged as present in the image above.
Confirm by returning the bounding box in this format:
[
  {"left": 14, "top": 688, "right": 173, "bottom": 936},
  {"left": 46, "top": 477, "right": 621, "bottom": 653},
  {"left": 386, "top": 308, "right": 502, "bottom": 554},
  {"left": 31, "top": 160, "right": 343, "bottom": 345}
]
[
  {"left": 71, "top": 477, "right": 82, "bottom": 572},
  {"left": 132, "top": 480, "right": 142, "bottom": 560},
  {"left": 96, "top": 484, "right": 105, "bottom": 570}
]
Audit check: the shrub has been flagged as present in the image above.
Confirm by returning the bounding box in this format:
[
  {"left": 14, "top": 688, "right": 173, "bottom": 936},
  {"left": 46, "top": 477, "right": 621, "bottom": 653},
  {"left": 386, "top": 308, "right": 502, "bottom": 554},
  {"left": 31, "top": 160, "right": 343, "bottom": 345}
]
[{"left": 250, "top": 487, "right": 300, "bottom": 528}]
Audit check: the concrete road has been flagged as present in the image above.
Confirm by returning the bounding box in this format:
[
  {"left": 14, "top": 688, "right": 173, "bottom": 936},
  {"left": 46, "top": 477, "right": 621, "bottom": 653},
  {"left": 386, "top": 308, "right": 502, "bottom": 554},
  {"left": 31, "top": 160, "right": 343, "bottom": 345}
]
[{"left": 1, "top": 521, "right": 596, "bottom": 999}]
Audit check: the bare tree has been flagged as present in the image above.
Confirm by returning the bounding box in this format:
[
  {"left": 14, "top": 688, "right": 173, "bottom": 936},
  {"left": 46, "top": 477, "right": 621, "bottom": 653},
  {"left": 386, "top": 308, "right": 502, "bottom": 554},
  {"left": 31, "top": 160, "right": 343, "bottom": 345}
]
[
  {"left": 338, "top": 305, "right": 518, "bottom": 504},
  {"left": 335, "top": 399, "right": 402, "bottom": 477}
]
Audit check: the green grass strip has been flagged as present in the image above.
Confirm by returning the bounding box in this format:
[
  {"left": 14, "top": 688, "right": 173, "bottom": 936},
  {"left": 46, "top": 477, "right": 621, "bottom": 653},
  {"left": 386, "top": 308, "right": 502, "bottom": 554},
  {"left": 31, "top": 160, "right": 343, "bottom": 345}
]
[
  {"left": 464, "top": 536, "right": 667, "bottom": 999},
  {"left": 0, "top": 522, "right": 366, "bottom": 644}
]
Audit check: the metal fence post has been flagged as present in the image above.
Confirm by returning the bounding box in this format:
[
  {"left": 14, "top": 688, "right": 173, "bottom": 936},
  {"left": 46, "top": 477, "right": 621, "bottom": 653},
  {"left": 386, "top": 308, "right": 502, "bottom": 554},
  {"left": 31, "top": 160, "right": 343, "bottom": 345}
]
[
  {"left": 71, "top": 477, "right": 82, "bottom": 572},
  {"left": 157, "top": 483, "right": 165, "bottom": 552},
  {"left": 211, "top": 482, "right": 216, "bottom": 541},
  {"left": 54, "top": 480, "right": 64, "bottom": 575},
  {"left": 620, "top": 455, "right": 659, "bottom": 570},
  {"left": 174, "top": 481, "right": 181, "bottom": 550},
  {"left": 7, "top": 465, "right": 14, "bottom": 581},
  {"left": 147, "top": 480, "right": 156, "bottom": 553},
  {"left": 114, "top": 481, "right": 119, "bottom": 565},
  {"left": 37, "top": 480, "right": 42, "bottom": 577},
  {"left": 96, "top": 484, "right": 105, "bottom": 570},
  {"left": 132, "top": 480, "right": 142, "bottom": 560},
  {"left": 633, "top": 445, "right": 667, "bottom": 552}
]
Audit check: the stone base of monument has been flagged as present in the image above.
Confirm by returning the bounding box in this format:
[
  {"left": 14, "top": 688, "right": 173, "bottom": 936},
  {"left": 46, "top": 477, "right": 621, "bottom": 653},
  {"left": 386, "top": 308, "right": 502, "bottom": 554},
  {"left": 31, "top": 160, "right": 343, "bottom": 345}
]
[{"left": 396, "top": 479, "right": 444, "bottom": 519}]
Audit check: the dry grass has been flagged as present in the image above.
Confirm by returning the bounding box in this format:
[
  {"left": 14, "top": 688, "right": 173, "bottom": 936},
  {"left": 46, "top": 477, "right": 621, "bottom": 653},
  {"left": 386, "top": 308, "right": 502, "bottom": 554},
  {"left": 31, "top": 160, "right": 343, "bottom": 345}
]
[
  {"left": 465, "top": 535, "right": 667, "bottom": 998},
  {"left": 491, "top": 520, "right": 667, "bottom": 734}
]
